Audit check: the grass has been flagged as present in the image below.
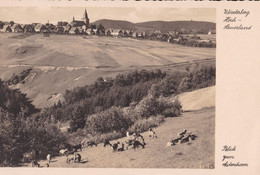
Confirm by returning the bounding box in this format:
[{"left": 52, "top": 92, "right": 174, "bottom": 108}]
[{"left": 22, "top": 107, "right": 215, "bottom": 168}]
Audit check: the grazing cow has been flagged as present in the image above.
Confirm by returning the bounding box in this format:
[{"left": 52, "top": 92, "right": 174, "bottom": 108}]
[
  {"left": 126, "top": 140, "right": 145, "bottom": 150},
  {"left": 112, "top": 141, "right": 120, "bottom": 152},
  {"left": 46, "top": 154, "right": 51, "bottom": 163},
  {"left": 187, "top": 133, "right": 197, "bottom": 140},
  {"left": 172, "top": 135, "right": 184, "bottom": 145},
  {"left": 117, "top": 143, "right": 125, "bottom": 152},
  {"left": 133, "top": 132, "right": 146, "bottom": 145},
  {"left": 148, "top": 128, "right": 157, "bottom": 138},
  {"left": 87, "top": 141, "right": 97, "bottom": 147},
  {"left": 180, "top": 135, "right": 191, "bottom": 144},
  {"left": 66, "top": 155, "right": 74, "bottom": 164},
  {"left": 74, "top": 153, "right": 81, "bottom": 163},
  {"left": 177, "top": 129, "right": 187, "bottom": 137},
  {"left": 72, "top": 144, "right": 82, "bottom": 152},
  {"left": 133, "top": 140, "right": 145, "bottom": 149},
  {"left": 104, "top": 139, "right": 112, "bottom": 147},
  {"left": 59, "top": 149, "right": 68, "bottom": 156},
  {"left": 31, "top": 160, "right": 40, "bottom": 167},
  {"left": 125, "top": 139, "right": 134, "bottom": 150}
]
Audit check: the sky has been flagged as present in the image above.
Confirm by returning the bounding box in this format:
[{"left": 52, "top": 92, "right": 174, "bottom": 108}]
[{"left": 0, "top": 7, "right": 216, "bottom": 24}]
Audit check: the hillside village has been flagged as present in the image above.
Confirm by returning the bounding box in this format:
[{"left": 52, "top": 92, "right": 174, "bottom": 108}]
[{"left": 0, "top": 9, "right": 216, "bottom": 48}]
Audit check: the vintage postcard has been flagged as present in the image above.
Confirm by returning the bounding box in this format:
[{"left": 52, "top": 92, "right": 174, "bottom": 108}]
[{"left": 0, "top": 1, "right": 259, "bottom": 175}]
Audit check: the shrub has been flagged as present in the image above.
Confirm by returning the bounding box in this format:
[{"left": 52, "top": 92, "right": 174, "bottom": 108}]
[
  {"left": 157, "top": 96, "right": 182, "bottom": 117},
  {"left": 134, "top": 93, "right": 182, "bottom": 119},
  {"left": 134, "top": 94, "right": 158, "bottom": 119},
  {"left": 85, "top": 107, "right": 133, "bottom": 136},
  {"left": 90, "top": 131, "right": 124, "bottom": 144},
  {"left": 128, "top": 115, "right": 165, "bottom": 134}
]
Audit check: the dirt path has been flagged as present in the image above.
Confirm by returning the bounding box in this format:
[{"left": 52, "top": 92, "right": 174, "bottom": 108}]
[{"left": 23, "top": 108, "right": 215, "bottom": 168}]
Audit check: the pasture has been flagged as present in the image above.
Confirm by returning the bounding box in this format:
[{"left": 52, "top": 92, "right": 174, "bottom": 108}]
[{"left": 22, "top": 107, "right": 215, "bottom": 168}]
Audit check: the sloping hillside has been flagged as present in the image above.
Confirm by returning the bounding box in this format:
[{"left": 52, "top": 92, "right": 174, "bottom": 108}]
[
  {"left": 22, "top": 107, "right": 215, "bottom": 168},
  {"left": 0, "top": 33, "right": 215, "bottom": 108},
  {"left": 178, "top": 86, "right": 215, "bottom": 111}
]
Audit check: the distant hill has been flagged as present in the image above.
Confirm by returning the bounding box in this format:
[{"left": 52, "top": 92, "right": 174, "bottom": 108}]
[
  {"left": 91, "top": 19, "right": 216, "bottom": 33},
  {"left": 91, "top": 19, "right": 136, "bottom": 31},
  {"left": 135, "top": 21, "right": 216, "bottom": 33}
]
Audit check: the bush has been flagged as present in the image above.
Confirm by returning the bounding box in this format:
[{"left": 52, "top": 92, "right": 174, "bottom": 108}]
[
  {"left": 85, "top": 107, "right": 133, "bottom": 136},
  {"left": 134, "top": 93, "right": 182, "bottom": 119},
  {"left": 128, "top": 115, "right": 165, "bottom": 134},
  {"left": 157, "top": 96, "right": 182, "bottom": 117},
  {"left": 90, "top": 131, "right": 124, "bottom": 144}
]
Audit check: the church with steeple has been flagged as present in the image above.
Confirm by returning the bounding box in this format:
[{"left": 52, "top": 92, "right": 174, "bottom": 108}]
[{"left": 70, "top": 9, "right": 89, "bottom": 29}]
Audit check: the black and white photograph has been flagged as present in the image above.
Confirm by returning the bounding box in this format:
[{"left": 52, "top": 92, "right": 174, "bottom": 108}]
[{"left": 0, "top": 6, "right": 216, "bottom": 168}]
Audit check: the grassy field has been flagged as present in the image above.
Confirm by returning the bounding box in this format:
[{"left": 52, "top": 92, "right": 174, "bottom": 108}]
[
  {"left": 178, "top": 86, "right": 215, "bottom": 111},
  {"left": 0, "top": 33, "right": 216, "bottom": 108},
  {"left": 20, "top": 86, "right": 215, "bottom": 168},
  {"left": 22, "top": 107, "right": 215, "bottom": 168}
]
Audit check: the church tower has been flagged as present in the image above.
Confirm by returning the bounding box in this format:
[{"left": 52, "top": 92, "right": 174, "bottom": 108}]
[{"left": 82, "top": 9, "right": 89, "bottom": 29}]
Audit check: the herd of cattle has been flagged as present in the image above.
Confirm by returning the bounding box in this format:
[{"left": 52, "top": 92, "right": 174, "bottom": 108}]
[{"left": 25, "top": 128, "right": 197, "bottom": 167}]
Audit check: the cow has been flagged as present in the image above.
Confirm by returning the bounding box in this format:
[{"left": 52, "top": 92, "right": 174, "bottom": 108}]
[
  {"left": 86, "top": 141, "right": 97, "bottom": 147},
  {"left": 74, "top": 153, "right": 81, "bottom": 163},
  {"left": 72, "top": 144, "right": 82, "bottom": 152},
  {"left": 59, "top": 149, "right": 68, "bottom": 156},
  {"left": 104, "top": 139, "right": 112, "bottom": 147},
  {"left": 31, "top": 160, "right": 40, "bottom": 167},
  {"left": 66, "top": 155, "right": 74, "bottom": 164},
  {"left": 112, "top": 142, "right": 120, "bottom": 152},
  {"left": 46, "top": 154, "right": 51, "bottom": 163},
  {"left": 133, "top": 140, "right": 145, "bottom": 149},
  {"left": 117, "top": 143, "right": 124, "bottom": 152}
]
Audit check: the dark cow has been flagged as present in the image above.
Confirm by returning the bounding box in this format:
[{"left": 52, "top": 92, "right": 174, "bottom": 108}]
[
  {"left": 125, "top": 139, "right": 134, "bottom": 150},
  {"left": 133, "top": 132, "right": 146, "bottom": 145},
  {"left": 72, "top": 144, "right": 82, "bottom": 152},
  {"left": 171, "top": 135, "right": 184, "bottom": 145},
  {"left": 126, "top": 140, "right": 145, "bottom": 150},
  {"left": 112, "top": 142, "right": 120, "bottom": 152},
  {"left": 74, "top": 153, "right": 81, "bottom": 163},
  {"left": 87, "top": 141, "right": 97, "bottom": 147},
  {"left": 117, "top": 143, "right": 125, "bottom": 152},
  {"left": 133, "top": 140, "right": 145, "bottom": 149},
  {"left": 31, "top": 160, "right": 40, "bottom": 167},
  {"left": 104, "top": 139, "right": 112, "bottom": 147}
]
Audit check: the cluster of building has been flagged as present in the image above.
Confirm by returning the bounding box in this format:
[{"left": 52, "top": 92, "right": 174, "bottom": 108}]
[
  {"left": 0, "top": 9, "right": 215, "bottom": 47},
  {"left": 0, "top": 9, "right": 90, "bottom": 35}
]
